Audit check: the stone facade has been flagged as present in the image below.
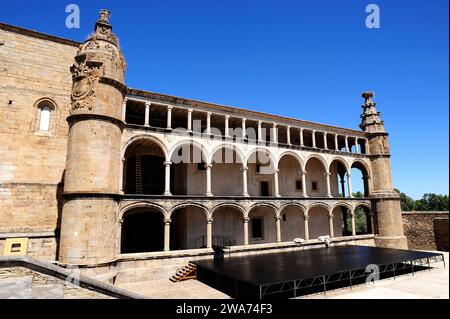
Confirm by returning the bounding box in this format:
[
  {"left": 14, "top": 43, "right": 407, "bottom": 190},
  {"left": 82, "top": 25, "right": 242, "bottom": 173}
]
[
  {"left": 0, "top": 10, "right": 408, "bottom": 280},
  {"left": 402, "top": 211, "right": 449, "bottom": 251}
]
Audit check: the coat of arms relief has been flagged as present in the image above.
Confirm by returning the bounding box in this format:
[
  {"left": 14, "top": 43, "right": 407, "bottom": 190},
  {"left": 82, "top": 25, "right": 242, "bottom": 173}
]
[{"left": 70, "top": 53, "right": 103, "bottom": 112}]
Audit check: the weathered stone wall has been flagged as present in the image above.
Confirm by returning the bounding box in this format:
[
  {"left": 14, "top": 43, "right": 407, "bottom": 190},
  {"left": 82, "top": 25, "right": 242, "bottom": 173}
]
[
  {"left": 0, "top": 266, "right": 112, "bottom": 299},
  {"left": 0, "top": 26, "right": 78, "bottom": 236},
  {"left": 402, "top": 211, "right": 449, "bottom": 251}
]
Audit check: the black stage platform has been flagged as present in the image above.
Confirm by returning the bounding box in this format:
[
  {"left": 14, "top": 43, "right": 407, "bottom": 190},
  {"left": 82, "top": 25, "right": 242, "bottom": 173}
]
[{"left": 193, "top": 245, "right": 445, "bottom": 299}]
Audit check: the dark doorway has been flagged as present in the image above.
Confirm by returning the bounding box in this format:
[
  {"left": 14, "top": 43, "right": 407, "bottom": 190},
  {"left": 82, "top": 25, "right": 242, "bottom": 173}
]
[
  {"left": 125, "top": 155, "right": 165, "bottom": 194},
  {"left": 121, "top": 210, "right": 164, "bottom": 253},
  {"left": 260, "top": 181, "right": 269, "bottom": 196},
  {"left": 251, "top": 218, "right": 263, "bottom": 239}
]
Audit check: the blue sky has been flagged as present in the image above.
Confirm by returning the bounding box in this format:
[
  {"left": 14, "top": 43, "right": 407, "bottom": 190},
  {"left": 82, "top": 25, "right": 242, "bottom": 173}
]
[{"left": 1, "top": 0, "right": 448, "bottom": 199}]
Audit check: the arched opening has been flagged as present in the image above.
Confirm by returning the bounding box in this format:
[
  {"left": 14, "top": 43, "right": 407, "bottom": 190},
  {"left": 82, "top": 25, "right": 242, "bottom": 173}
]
[
  {"left": 308, "top": 205, "right": 330, "bottom": 239},
  {"left": 246, "top": 149, "right": 275, "bottom": 197},
  {"left": 170, "top": 205, "right": 207, "bottom": 250},
  {"left": 305, "top": 157, "right": 327, "bottom": 197},
  {"left": 351, "top": 161, "right": 370, "bottom": 197},
  {"left": 123, "top": 139, "right": 166, "bottom": 195},
  {"left": 248, "top": 205, "right": 277, "bottom": 244},
  {"left": 278, "top": 154, "right": 302, "bottom": 196},
  {"left": 121, "top": 208, "right": 164, "bottom": 253},
  {"left": 280, "top": 205, "right": 305, "bottom": 241},
  {"left": 354, "top": 205, "right": 373, "bottom": 235},
  {"left": 329, "top": 159, "right": 348, "bottom": 197},
  {"left": 35, "top": 99, "right": 56, "bottom": 132},
  {"left": 212, "top": 205, "right": 244, "bottom": 246},
  {"left": 332, "top": 205, "right": 352, "bottom": 237},
  {"left": 171, "top": 142, "right": 208, "bottom": 196},
  {"left": 211, "top": 146, "right": 243, "bottom": 196}
]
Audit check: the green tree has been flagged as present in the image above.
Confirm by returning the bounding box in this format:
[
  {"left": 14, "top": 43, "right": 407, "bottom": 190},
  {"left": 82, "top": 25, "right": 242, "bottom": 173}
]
[{"left": 394, "top": 189, "right": 416, "bottom": 211}]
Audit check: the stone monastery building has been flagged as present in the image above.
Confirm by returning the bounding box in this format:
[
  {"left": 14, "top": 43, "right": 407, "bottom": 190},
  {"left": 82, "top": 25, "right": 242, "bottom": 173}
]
[{"left": 0, "top": 11, "right": 407, "bottom": 279}]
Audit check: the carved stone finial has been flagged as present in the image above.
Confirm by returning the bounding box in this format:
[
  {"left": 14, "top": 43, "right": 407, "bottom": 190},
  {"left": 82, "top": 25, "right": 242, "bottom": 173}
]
[
  {"left": 98, "top": 9, "right": 111, "bottom": 24},
  {"left": 362, "top": 91, "right": 374, "bottom": 105}
]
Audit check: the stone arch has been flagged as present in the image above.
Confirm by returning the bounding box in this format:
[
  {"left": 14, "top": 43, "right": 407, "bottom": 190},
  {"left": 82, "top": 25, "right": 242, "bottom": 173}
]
[
  {"left": 120, "top": 205, "right": 167, "bottom": 253},
  {"left": 304, "top": 154, "right": 328, "bottom": 172},
  {"left": 247, "top": 202, "right": 278, "bottom": 244},
  {"left": 245, "top": 147, "right": 277, "bottom": 170},
  {"left": 332, "top": 203, "right": 353, "bottom": 237},
  {"left": 351, "top": 159, "right": 371, "bottom": 197},
  {"left": 353, "top": 203, "right": 373, "bottom": 235},
  {"left": 123, "top": 136, "right": 168, "bottom": 195},
  {"left": 169, "top": 139, "right": 210, "bottom": 164},
  {"left": 169, "top": 202, "right": 209, "bottom": 219},
  {"left": 122, "top": 134, "right": 169, "bottom": 160},
  {"left": 277, "top": 152, "right": 304, "bottom": 196},
  {"left": 211, "top": 203, "right": 246, "bottom": 246},
  {"left": 210, "top": 144, "right": 245, "bottom": 196},
  {"left": 247, "top": 202, "right": 279, "bottom": 218},
  {"left": 304, "top": 155, "right": 328, "bottom": 197},
  {"left": 211, "top": 203, "right": 246, "bottom": 218},
  {"left": 328, "top": 156, "right": 350, "bottom": 173},
  {"left": 279, "top": 203, "right": 306, "bottom": 242},
  {"left": 307, "top": 202, "right": 331, "bottom": 239},
  {"left": 277, "top": 151, "right": 304, "bottom": 171},
  {"left": 210, "top": 143, "right": 245, "bottom": 165},
  {"left": 120, "top": 202, "right": 168, "bottom": 220},
  {"left": 169, "top": 203, "right": 210, "bottom": 250}
]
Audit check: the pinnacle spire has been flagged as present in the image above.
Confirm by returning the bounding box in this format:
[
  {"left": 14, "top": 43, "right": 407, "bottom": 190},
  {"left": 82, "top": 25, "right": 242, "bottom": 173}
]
[{"left": 359, "top": 91, "right": 385, "bottom": 133}]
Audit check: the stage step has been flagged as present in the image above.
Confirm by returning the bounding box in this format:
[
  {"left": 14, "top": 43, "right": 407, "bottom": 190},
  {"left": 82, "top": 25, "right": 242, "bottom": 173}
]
[{"left": 169, "top": 263, "right": 197, "bottom": 283}]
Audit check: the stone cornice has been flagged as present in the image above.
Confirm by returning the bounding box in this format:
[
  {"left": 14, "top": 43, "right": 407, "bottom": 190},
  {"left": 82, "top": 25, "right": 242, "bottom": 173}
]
[{"left": 67, "top": 114, "right": 125, "bottom": 130}]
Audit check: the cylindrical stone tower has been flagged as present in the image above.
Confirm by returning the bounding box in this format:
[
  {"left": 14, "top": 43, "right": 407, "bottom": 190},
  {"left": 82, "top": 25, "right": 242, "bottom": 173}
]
[
  {"left": 59, "top": 10, "right": 126, "bottom": 265},
  {"left": 360, "top": 92, "right": 408, "bottom": 249}
]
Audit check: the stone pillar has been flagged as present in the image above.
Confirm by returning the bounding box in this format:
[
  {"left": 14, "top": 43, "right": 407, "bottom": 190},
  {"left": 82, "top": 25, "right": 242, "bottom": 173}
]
[
  {"left": 300, "top": 128, "right": 304, "bottom": 147},
  {"left": 328, "top": 213, "right": 334, "bottom": 237},
  {"left": 144, "top": 102, "right": 151, "bottom": 127},
  {"left": 365, "top": 139, "right": 370, "bottom": 155},
  {"left": 334, "top": 134, "right": 339, "bottom": 151},
  {"left": 276, "top": 216, "right": 281, "bottom": 243},
  {"left": 272, "top": 123, "right": 278, "bottom": 144},
  {"left": 340, "top": 178, "right": 346, "bottom": 197},
  {"left": 206, "top": 112, "right": 211, "bottom": 135},
  {"left": 323, "top": 132, "right": 328, "bottom": 149},
  {"left": 122, "top": 98, "right": 127, "bottom": 122},
  {"left": 301, "top": 170, "right": 308, "bottom": 197},
  {"left": 164, "top": 161, "right": 172, "bottom": 196},
  {"left": 242, "top": 166, "right": 249, "bottom": 197},
  {"left": 164, "top": 219, "right": 171, "bottom": 251},
  {"left": 351, "top": 212, "right": 356, "bottom": 236},
  {"left": 355, "top": 138, "right": 359, "bottom": 154},
  {"left": 345, "top": 136, "right": 349, "bottom": 152},
  {"left": 369, "top": 213, "right": 375, "bottom": 234},
  {"left": 274, "top": 169, "right": 280, "bottom": 197},
  {"left": 206, "top": 218, "right": 213, "bottom": 248},
  {"left": 187, "top": 109, "right": 193, "bottom": 132},
  {"left": 242, "top": 118, "right": 246, "bottom": 139},
  {"left": 224, "top": 115, "right": 230, "bottom": 137},
  {"left": 167, "top": 105, "right": 173, "bottom": 129},
  {"left": 312, "top": 130, "right": 316, "bottom": 148},
  {"left": 304, "top": 215, "right": 309, "bottom": 240},
  {"left": 60, "top": 10, "right": 126, "bottom": 265},
  {"left": 243, "top": 217, "right": 249, "bottom": 245},
  {"left": 258, "top": 121, "right": 263, "bottom": 141},
  {"left": 325, "top": 172, "right": 332, "bottom": 198},
  {"left": 286, "top": 126, "right": 291, "bottom": 145},
  {"left": 206, "top": 163, "right": 213, "bottom": 196},
  {"left": 347, "top": 172, "right": 353, "bottom": 198}
]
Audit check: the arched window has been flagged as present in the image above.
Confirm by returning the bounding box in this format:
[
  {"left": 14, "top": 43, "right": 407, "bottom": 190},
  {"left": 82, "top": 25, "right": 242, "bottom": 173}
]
[
  {"left": 34, "top": 99, "right": 57, "bottom": 134},
  {"left": 39, "top": 106, "right": 51, "bottom": 131}
]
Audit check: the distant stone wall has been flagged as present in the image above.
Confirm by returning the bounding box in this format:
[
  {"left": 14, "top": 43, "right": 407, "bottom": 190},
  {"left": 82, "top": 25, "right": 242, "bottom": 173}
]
[{"left": 402, "top": 212, "right": 449, "bottom": 251}]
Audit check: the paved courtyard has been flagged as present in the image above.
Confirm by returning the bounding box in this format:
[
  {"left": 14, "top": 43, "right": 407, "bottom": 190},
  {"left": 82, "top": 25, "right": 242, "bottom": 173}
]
[{"left": 119, "top": 251, "right": 448, "bottom": 299}]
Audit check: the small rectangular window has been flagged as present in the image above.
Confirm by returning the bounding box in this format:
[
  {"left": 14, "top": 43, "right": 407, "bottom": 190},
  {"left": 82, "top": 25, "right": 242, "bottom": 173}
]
[
  {"left": 251, "top": 218, "right": 263, "bottom": 239},
  {"left": 260, "top": 181, "right": 269, "bottom": 196},
  {"left": 10, "top": 243, "right": 21, "bottom": 253},
  {"left": 256, "top": 164, "right": 261, "bottom": 173},
  {"left": 296, "top": 180, "right": 303, "bottom": 190},
  {"left": 282, "top": 214, "right": 287, "bottom": 222},
  {"left": 312, "top": 181, "right": 318, "bottom": 191},
  {"left": 197, "top": 163, "right": 205, "bottom": 171}
]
